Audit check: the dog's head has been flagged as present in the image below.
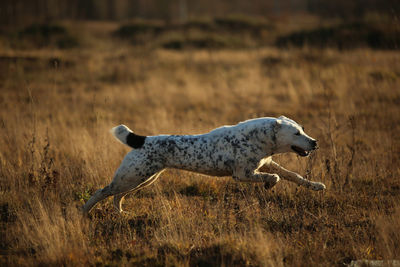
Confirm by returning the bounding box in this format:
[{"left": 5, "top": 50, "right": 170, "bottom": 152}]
[{"left": 273, "top": 116, "right": 318, "bottom": 157}]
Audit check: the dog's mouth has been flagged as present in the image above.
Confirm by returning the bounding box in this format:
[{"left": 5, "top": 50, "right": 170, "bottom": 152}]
[{"left": 291, "top": 146, "right": 310, "bottom": 157}]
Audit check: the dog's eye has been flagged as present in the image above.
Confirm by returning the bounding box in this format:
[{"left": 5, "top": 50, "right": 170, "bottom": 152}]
[
  {"left": 302, "top": 126, "right": 305, "bottom": 131},
  {"left": 295, "top": 131, "right": 300, "bottom": 136}
]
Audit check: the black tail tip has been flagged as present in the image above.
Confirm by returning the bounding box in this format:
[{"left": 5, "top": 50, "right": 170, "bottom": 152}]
[{"left": 126, "top": 132, "right": 146, "bottom": 148}]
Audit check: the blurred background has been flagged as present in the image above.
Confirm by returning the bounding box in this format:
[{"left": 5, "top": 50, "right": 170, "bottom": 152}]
[
  {"left": 1, "top": 0, "right": 399, "bottom": 24},
  {"left": 0, "top": 0, "right": 399, "bottom": 51}
]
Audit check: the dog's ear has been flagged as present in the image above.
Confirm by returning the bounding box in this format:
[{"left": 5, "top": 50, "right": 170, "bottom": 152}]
[
  {"left": 274, "top": 118, "right": 282, "bottom": 131},
  {"left": 278, "top": 115, "right": 287, "bottom": 120}
]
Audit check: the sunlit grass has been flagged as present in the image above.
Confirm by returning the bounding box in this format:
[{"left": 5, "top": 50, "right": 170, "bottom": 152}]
[{"left": 0, "top": 20, "right": 399, "bottom": 266}]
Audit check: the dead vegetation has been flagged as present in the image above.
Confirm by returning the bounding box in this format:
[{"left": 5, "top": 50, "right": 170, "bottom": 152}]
[{"left": 0, "top": 17, "right": 400, "bottom": 266}]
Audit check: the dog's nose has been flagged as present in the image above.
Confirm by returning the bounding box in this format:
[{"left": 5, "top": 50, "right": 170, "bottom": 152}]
[{"left": 311, "top": 140, "right": 318, "bottom": 148}]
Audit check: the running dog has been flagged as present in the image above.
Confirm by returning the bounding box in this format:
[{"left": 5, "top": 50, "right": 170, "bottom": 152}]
[{"left": 83, "top": 116, "right": 325, "bottom": 214}]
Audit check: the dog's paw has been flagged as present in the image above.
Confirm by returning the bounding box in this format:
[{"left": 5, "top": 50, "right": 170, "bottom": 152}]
[
  {"left": 310, "top": 182, "right": 326, "bottom": 191},
  {"left": 264, "top": 174, "right": 280, "bottom": 190}
]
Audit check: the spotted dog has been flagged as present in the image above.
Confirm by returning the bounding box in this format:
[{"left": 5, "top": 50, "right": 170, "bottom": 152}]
[{"left": 83, "top": 116, "right": 326, "bottom": 214}]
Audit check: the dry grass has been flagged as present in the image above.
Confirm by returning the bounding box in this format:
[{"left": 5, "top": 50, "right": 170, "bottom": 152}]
[{"left": 1, "top": 20, "right": 400, "bottom": 266}]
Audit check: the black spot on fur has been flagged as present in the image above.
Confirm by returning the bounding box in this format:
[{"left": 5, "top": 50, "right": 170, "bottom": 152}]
[{"left": 126, "top": 132, "right": 146, "bottom": 149}]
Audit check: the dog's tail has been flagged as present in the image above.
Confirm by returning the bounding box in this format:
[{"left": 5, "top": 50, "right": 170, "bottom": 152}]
[{"left": 110, "top": 125, "right": 146, "bottom": 149}]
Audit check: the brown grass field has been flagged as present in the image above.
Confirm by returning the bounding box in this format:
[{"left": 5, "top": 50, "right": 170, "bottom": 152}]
[{"left": 0, "top": 19, "right": 400, "bottom": 266}]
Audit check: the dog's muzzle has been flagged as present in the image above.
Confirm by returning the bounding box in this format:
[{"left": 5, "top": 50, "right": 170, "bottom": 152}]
[{"left": 291, "top": 140, "right": 318, "bottom": 157}]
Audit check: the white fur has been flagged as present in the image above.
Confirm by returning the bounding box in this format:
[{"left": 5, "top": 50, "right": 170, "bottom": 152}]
[
  {"left": 110, "top": 124, "right": 133, "bottom": 145},
  {"left": 83, "top": 116, "right": 326, "bottom": 214}
]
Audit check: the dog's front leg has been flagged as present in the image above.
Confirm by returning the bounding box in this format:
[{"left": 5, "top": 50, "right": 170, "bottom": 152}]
[
  {"left": 267, "top": 161, "right": 325, "bottom": 191},
  {"left": 232, "top": 168, "right": 280, "bottom": 189}
]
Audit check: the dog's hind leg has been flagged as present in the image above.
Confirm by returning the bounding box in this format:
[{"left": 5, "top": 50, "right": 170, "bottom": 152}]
[
  {"left": 83, "top": 185, "right": 113, "bottom": 214},
  {"left": 113, "top": 170, "right": 165, "bottom": 213},
  {"left": 84, "top": 150, "right": 165, "bottom": 214},
  {"left": 113, "top": 193, "right": 126, "bottom": 214}
]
